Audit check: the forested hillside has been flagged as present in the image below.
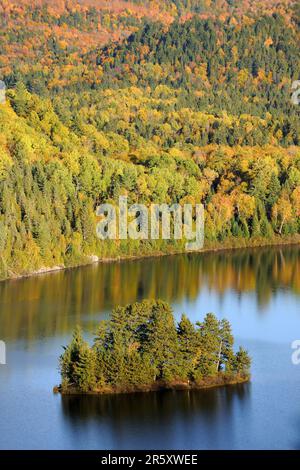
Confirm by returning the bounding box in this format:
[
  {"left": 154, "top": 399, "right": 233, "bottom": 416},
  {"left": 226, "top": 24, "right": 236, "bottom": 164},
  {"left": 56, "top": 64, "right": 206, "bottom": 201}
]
[{"left": 0, "top": 0, "right": 299, "bottom": 279}]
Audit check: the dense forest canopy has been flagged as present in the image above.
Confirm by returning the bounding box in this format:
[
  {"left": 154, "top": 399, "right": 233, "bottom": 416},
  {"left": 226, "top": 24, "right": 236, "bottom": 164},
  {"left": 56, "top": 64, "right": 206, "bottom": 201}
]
[{"left": 0, "top": 0, "right": 299, "bottom": 279}]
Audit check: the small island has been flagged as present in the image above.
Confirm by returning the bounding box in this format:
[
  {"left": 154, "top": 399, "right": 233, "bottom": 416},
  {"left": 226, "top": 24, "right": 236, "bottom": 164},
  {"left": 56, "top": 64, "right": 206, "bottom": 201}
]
[{"left": 56, "top": 300, "right": 251, "bottom": 395}]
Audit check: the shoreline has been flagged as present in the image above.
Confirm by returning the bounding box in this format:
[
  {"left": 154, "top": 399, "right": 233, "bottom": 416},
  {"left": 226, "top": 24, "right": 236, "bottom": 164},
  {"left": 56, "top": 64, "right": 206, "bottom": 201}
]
[
  {"left": 2, "top": 234, "right": 300, "bottom": 283},
  {"left": 54, "top": 374, "right": 250, "bottom": 397}
]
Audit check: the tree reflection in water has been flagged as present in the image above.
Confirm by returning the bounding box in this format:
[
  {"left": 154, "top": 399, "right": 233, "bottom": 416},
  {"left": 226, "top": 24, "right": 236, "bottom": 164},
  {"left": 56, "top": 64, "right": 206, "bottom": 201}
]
[
  {"left": 60, "top": 384, "right": 251, "bottom": 449},
  {"left": 0, "top": 246, "right": 299, "bottom": 342}
]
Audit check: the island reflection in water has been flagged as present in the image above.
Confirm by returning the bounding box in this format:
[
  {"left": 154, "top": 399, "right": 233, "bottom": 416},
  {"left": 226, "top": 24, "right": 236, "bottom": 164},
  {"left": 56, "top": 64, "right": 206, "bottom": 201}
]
[{"left": 61, "top": 384, "right": 251, "bottom": 449}]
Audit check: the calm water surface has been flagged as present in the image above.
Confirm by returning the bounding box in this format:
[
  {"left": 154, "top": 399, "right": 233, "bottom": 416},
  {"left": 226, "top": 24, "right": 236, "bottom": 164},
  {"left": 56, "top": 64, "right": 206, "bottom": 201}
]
[{"left": 0, "top": 246, "right": 300, "bottom": 449}]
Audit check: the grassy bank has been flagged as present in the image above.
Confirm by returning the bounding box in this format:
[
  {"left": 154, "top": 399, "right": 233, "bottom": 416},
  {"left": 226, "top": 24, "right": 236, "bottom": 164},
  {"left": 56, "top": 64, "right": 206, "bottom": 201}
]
[{"left": 55, "top": 373, "right": 250, "bottom": 396}]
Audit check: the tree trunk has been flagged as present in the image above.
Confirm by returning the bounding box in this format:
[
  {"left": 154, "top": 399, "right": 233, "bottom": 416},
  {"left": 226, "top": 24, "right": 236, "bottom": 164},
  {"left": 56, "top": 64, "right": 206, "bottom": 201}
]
[{"left": 216, "top": 340, "right": 222, "bottom": 372}]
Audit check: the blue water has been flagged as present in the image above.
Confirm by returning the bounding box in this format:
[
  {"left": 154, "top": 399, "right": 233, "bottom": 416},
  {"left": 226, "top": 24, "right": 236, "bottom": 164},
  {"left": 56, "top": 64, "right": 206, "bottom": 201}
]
[{"left": 0, "top": 247, "right": 300, "bottom": 449}]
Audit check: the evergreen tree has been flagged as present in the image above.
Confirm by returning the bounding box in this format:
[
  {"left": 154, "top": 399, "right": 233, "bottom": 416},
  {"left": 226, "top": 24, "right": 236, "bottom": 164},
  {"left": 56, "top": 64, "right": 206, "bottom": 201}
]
[
  {"left": 145, "top": 300, "right": 181, "bottom": 381},
  {"left": 60, "top": 326, "right": 96, "bottom": 391},
  {"left": 196, "top": 313, "right": 222, "bottom": 376},
  {"left": 177, "top": 314, "right": 199, "bottom": 380},
  {"left": 234, "top": 347, "right": 251, "bottom": 375}
]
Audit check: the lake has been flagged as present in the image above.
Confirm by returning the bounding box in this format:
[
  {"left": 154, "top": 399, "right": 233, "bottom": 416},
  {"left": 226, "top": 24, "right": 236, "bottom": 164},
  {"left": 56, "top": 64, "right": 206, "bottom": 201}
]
[{"left": 0, "top": 246, "right": 300, "bottom": 449}]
